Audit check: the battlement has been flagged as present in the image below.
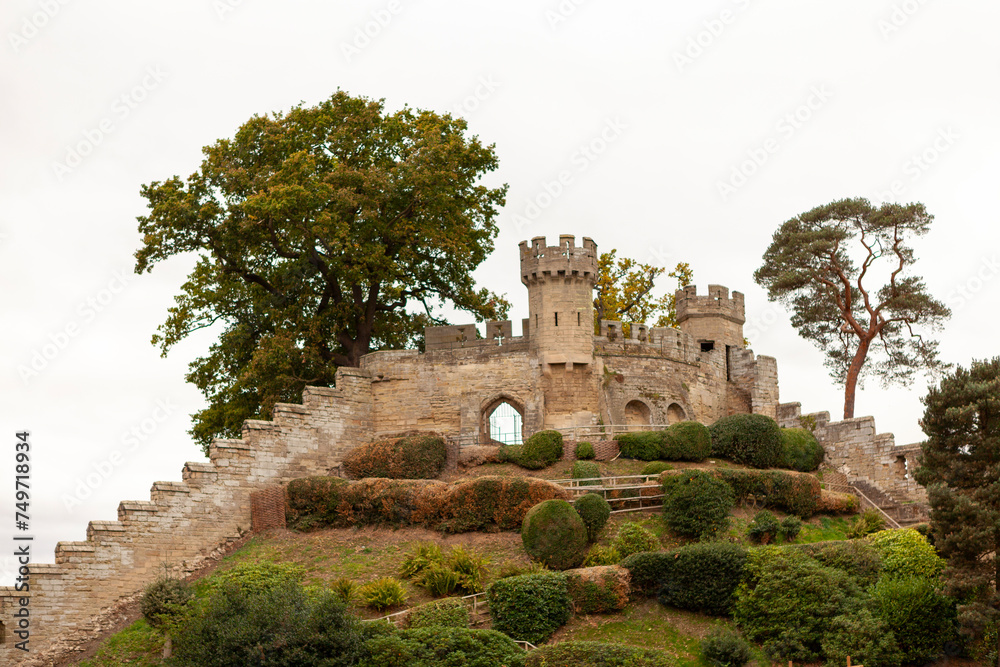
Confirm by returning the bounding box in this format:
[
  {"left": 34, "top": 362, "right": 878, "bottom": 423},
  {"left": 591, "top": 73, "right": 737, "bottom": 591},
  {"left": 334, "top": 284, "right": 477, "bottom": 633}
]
[
  {"left": 519, "top": 235, "right": 598, "bottom": 285},
  {"left": 675, "top": 284, "right": 745, "bottom": 325}
]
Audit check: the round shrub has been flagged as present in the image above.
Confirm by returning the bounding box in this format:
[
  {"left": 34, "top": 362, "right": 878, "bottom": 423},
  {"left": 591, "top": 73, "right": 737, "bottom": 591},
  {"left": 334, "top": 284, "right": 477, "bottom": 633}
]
[
  {"left": 709, "top": 414, "right": 783, "bottom": 468},
  {"left": 141, "top": 577, "right": 192, "bottom": 629},
  {"left": 487, "top": 571, "right": 571, "bottom": 644},
  {"left": 747, "top": 510, "right": 780, "bottom": 544},
  {"left": 779, "top": 427, "right": 824, "bottom": 472},
  {"left": 779, "top": 515, "right": 802, "bottom": 540},
  {"left": 406, "top": 597, "right": 470, "bottom": 629},
  {"left": 640, "top": 461, "right": 673, "bottom": 475},
  {"left": 576, "top": 441, "right": 596, "bottom": 460},
  {"left": 613, "top": 522, "right": 660, "bottom": 559},
  {"left": 866, "top": 528, "right": 945, "bottom": 580},
  {"left": 519, "top": 430, "right": 564, "bottom": 468},
  {"left": 662, "top": 470, "right": 734, "bottom": 538},
  {"left": 616, "top": 431, "right": 664, "bottom": 461},
  {"left": 664, "top": 420, "right": 712, "bottom": 461},
  {"left": 574, "top": 493, "right": 612, "bottom": 542},
  {"left": 701, "top": 628, "right": 753, "bottom": 667},
  {"left": 658, "top": 542, "right": 747, "bottom": 615},
  {"left": 572, "top": 460, "right": 602, "bottom": 486},
  {"left": 359, "top": 577, "right": 408, "bottom": 611},
  {"left": 362, "top": 626, "right": 524, "bottom": 667},
  {"left": 525, "top": 641, "right": 674, "bottom": 667},
  {"left": 868, "top": 575, "right": 956, "bottom": 664},
  {"left": 820, "top": 609, "right": 903, "bottom": 667},
  {"left": 521, "top": 499, "right": 589, "bottom": 570},
  {"left": 343, "top": 434, "right": 447, "bottom": 479}
]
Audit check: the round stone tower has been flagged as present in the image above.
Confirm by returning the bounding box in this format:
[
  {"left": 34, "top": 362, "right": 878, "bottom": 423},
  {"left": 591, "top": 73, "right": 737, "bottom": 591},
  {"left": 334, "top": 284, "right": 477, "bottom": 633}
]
[
  {"left": 675, "top": 284, "right": 746, "bottom": 351},
  {"left": 519, "top": 234, "right": 598, "bottom": 369}
]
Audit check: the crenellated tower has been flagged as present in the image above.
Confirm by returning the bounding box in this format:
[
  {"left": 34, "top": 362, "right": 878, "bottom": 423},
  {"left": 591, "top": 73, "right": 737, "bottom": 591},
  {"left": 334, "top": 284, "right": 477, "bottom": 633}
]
[{"left": 675, "top": 284, "right": 746, "bottom": 351}]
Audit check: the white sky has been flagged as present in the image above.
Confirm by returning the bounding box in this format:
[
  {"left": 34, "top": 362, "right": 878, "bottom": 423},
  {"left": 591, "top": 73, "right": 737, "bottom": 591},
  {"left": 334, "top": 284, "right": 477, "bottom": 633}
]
[{"left": 1, "top": 0, "right": 998, "bottom": 583}]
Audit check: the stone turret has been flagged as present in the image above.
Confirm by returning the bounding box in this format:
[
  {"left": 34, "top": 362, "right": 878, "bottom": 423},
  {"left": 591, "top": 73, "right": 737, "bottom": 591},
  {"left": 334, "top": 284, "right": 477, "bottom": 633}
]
[
  {"left": 675, "top": 284, "right": 746, "bottom": 351},
  {"left": 519, "top": 235, "right": 597, "bottom": 369}
]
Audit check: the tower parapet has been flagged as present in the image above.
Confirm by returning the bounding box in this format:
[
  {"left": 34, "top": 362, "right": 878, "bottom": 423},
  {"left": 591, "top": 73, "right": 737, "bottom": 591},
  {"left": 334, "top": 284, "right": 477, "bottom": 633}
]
[{"left": 675, "top": 284, "right": 745, "bottom": 350}]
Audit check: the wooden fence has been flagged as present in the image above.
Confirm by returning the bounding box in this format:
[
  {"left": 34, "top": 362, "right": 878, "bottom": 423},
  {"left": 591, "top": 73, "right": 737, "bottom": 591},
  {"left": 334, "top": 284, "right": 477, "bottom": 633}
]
[{"left": 550, "top": 473, "right": 665, "bottom": 513}]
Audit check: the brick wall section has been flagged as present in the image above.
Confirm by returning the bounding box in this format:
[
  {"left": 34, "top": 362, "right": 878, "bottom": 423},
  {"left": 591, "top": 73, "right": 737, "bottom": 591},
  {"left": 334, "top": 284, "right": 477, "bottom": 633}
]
[{"left": 251, "top": 487, "right": 287, "bottom": 532}]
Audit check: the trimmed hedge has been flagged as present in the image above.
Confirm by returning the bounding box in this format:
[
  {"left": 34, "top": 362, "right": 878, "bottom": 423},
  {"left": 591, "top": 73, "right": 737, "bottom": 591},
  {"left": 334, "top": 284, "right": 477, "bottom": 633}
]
[
  {"left": 616, "top": 431, "right": 663, "bottom": 461},
  {"left": 657, "top": 542, "right": 747, "bottom": 616},
  {"left": 701, "top": 629, "right": 753, "bottom": 667},
  {"left": 566, "top": 565, "right": 630, "bottom": 614},
  {"left": 866, "top": 528, "right": 945, "bottom": 580},
  {"left": 572, "top": 460, "right": 602, "bottom": 486},
  {"left": 574, "top": 493, "right": 611, "bottom": 542},
  {"left": 576, "top": 441, "right": 596, "bottom": 460},
  {"left": 487, "top": 572, "right": 572, "bottom": 644},
  {"left": 779, "top": 427, "right": 824, "bottom": 472},
  {"left": 641, "top": 461, "right": 673, "bottom": 475},
  {"left": 616, "top": 422, "right": 711, "bottom": 462},
  {"left": 613, "top": 522, "right": 660, "bottom": 558},
  {"left": 522, "top": 499, "right": 589, "bottom": 570},
  {"left": 796, "top": 540, "right": 883, "bottom": 587},
  {"left": 709, "top": 414, "right": 783, "bottom": 468},
  {"left": 361, "top": 627, "right": 525, "bottom": 667},
  {"left": 869, "top": 575, "right": 956, "bottom": 664},
  {"left": 517, "top": 430, "right": 564, "bottom": 469},
  {"left": 620, "top": 552, "right": 675, "bottom": 597},
  {"left": 662, "top": 470, "right": 734, "bottom": 538},
  {"left": 663, "top": 468, "right": 821, "bottom": 517},
  {"left": 436, "top": 476, "right": 572, "bottom": 533},
  {"left": 343, "top": 434, "right": 447, "bottom": 480},
  {"left": 525, "top": 641, "right": 675, "bottom": 667},
  {"left": 406, "top": 598, "right": 470, "bottom": 629}
]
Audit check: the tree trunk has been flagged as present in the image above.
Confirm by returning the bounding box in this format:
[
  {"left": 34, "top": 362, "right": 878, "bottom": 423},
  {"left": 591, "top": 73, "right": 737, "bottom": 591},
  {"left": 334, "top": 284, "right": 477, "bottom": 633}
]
[{"left": 843, "top": 337, "right": 872, "bottom": 419}]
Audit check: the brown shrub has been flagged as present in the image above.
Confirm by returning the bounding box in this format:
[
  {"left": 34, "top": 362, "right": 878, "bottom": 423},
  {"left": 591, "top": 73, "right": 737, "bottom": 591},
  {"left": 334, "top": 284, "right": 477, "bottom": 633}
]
[
  {"left": 436, "top": 476, "right": 571, "bottom": 533},
  {"left": 458, "top": 445, "right": 501, "bottom": 468},
  {"left": 817, "top": 489, "right": 860, "bottom": 514},
  {"left": 565, "top": 565, "right": 630, "bottom": 614},
  {"left": 342, "top": 433, "right": 447, "bottom": 480}
]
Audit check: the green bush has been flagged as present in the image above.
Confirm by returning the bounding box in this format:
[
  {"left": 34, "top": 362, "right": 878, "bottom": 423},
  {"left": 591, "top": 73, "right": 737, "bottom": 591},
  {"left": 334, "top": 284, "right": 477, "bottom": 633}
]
[
  {"left": 701, "top": 628, "right": 753, "bottom": 667},
  {"left": 170, "top": 582, "right": 363, "bottom": 667},
  {"left": 517, "top": 430, "right": 564, "bottom": 468},
  {"left": 566, "top": 565, "right": 630, "bottom": 614},
  {"left": 522, "top": 499, "right": 589, "bottom": 570},
  {"left": 359, "top": 577, "right": 408, "bottom": 611},
  {"left": 140, "top": 578, "right": 192, "bottom": 629},
  {"left": 574, "top": 493, "right": 612, "bottom": 542},
  {"left": 576, "top": 441, "right": 596, "bottom": 460},
  {"left": 640, "top": 461, "right": 673, "bottom": 475},
  {"left": 573, "top": 460, "right": 602, "bottom": 486},
  {"left": 613, "top": 522, "right": 660, "bottom": 559},
  {"left": 406, "top": 597, "right": 470, "bottom": 629},
  {"left": 709, "top": 414, "right": 783, "bottom": 468},
  {"left": 487, "top": 571, "right": 571, "bottom": 644},
  {"left": 797, "top": 540, "right": 883, "bottom": 587},
  {"left": 820, "top": 609, "right": 903, "bottom": 667},
  {"left": 868, "top": 575, "right": 956, "bottom": 664},
  {"left": 620, "top": 552, "right": 674, "bottom": 597},
  {"left": 418, "top": 564, "right": 460, "bottom": 597},
  {"left": 734, "top": 548, "right": 859, "bottom": 662},
  {"left": 445, "top": 545, "right": 490, "bottom": 594},
  {"left": 583, "top": 545, "right": 621, "bottom": 567},
  {"left": 866, "top": 528, "right": 945, "bottom": 580},
  {"left": 616, "top": 431, "right": 664, "bottom": 461},
  {"left": 779, "top": 515, "right": 802, "bottom": 540},
  {"left": 343, "top": 433, "right": 447, "bottom": 479},
  {"left": 664, "top": 420, "right": 712, "bottom": 461},
  {"left": 400, "top": 542, "right": 444, "bottom": 580},
  {"left": 525, "top": 641, "right": 674, "bottom": 667},
  {"left": 847, "top": 510, "right": 887, "bottom": 539},
  {"left": 662, "top": 470, "right": 734, "bottom": 538},
  {"left": 361, "top": 626, "right": 525, "bottom": 667},
  {"left": 779, "top": 427, "right": 824, "bottom": 472},
  {"left": 331, "top": 577, "right": 357, "bottom": 604},
  {"left": 747, "top": 510, "right": 780, "bottom": 544},
  {"left": 210, "top": 561, "right": 305, "bottom": 594},
  {"left": 713, "top": 469, "right": 820, "bottom": 517},
  {"left": 657, "top": 542, "right": 747, "bottom": 616}
]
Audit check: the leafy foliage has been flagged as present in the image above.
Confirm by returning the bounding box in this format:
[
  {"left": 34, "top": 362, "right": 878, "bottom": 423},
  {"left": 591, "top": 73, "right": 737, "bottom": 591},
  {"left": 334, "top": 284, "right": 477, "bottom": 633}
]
[
  {"left": 209, "top": 561, "right": 305, "bottom": 594},
  {"left": 574, "top": 493, "right": 612, "bottom": 543},
  {"left": 136, "top": 91, "right": 510, "bottom": 452},
  {"left": 779, "top": 515, "right": 802, "bottom": 540},
  {"left": 612, "top": 522, "right": 660, "bottom": 559},
  {"left": 331, "top": 577, "right": 357, "bottom": 604},
  {"left": 583, "top": 545, "right": 622, "bottom": 567},
  {"left": 359, "top": 577, "right": 408, "bottom": 611},
  {"left": 640, "top": 461, "right": 673, "bottom": 475},
  {"left": 707, "top": 468, "right": 821, "bottom": 517},
  {"left": 662, "top": 470, "right": 734, "bottom": 538},
  {"left": 521, "top": 499, "right": 589, "bottom": 570},
  {"left": 572, "top": 460, "right": 602, "bottom": 485},
  {"left": 820, "top": 608, "right": 902, "bottom": 667},
  {"left": 487, "top": 572, "right": 572, "bottom": 644},
  {"left": 406, "top": 598, "right": 470, "bottom": 629},
  {"left": 620, "top": 552, "right": 676, "bottom": 597},
  {"left": 657, "top": 542, "right": 747, "bottom": 616},
  {"left": 796, "top": 540, "right": 883, "bottom": 587},
  {"left": 616, "top": 431, "right": 664, "bottom": 461},
  {"left": 709, "top": 414, "right": 783, "bottom": 469},
  {"left": 866, "top": 528, "right": 944, "bottom": 580},
  {"left": 514, "top": 430, "right": 564, "bottom": 469},
  {"left": 400, "top": 541, "right": 444, "bottom": 580},
  {"left": 868, "top": 575, "right": 956, "bottom": 663},
  {"left": 747, "top": 510, "right": 780, "bottom": 544},
  {"left": 779, "top": 427, "right": 824, "bottom": 472},
  {"left": 593, "top": 250, "right": 693, "bottom": 334},
  {"left": 342, "top": 434, "right": 447, "bottom": 480},
  {"left": 525, "top": 640, "right": 676, "bottom": 667},
  {"left": 700, "top": 628, "right": 753, "bottom": 667},
  {"left": 566, "top": 565, "right": 630, "bottom": 614},
  {"left": 575, "top": 441, "right": 596, "bottom": 460},
  {"left": 664, "top": 421, "right": 712, "bottom": 461},
  {"left": 753, "top": 197, "right": 950, "bottom": 419},
  {"left": 140, "top": 578, "right": 192, "bottom": 629},
  {"left": 361, "top": 626, "right": 525, "bottom": 667},
  {"left": 846, "top": 509, "right": 887, "bottom": 539}
]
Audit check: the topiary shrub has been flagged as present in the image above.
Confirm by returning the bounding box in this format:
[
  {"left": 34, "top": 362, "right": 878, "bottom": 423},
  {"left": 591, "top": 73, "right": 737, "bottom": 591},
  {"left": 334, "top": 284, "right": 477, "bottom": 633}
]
[
  {"left": 576, "top": 441, "right": 596, "bottom": 460},
  {"left": 487, "top": 571, "right": 571, "bottom": 644},
  {"left": 616, "top": 431, "right": 664, "bottom": 461},
  {"left": 362, "top": 626, "right": 525, "bottom": 667},
  {"left": 847, "top": 509, "right": 887, "bottom": 539},
  {"left": 342, "top": 433, "right": 447, "bottom": 480},
  {"left": 141, "top": 577, "right": 192, "bottom": 629},
  {"left": 405, "top": 597, "right": 470, "bottom": 629},
  {"left": 779, "top": 427, "right": 824, "bottom": 472},
  {"left": 285, "top": 476, "right": 446, "bottom": 530},
  {"left": 640, "top": 461, "right": 673, "bottom": 475},
  {"left": 701, "top": 628, "right": 753, "bottom": 667},
  {"left": 747, "top": 510, "right": 780, "bottom": 544},
  {"left": 613, "top": 522, "right": 660, "bottom": 559},
  {"left": 525, "top": 641, "right": 674, "bottom": 667},
  {"left": 866, "top": 528, "right": 945, "bottom": 580},
  {"left": 664, "top": 421, "right": 712, "bottom": 461},
  {"left": 573, "top": 460, "right": 602, "bottom": 486},
  {"left": 565, "top": 565, "right": 630, "bottom": 614},
  {"left": 796, "top": 539, "right": 883, "bottom": 587},
  {"left": 574, "top": 493, "right": 612, "bottom": 542},
  {"left": 868, "top": 575, "right": 956, "bottom": 664},
  {"left": 709, "top": 413, "right": 783, "bottom": 468},
  {"left": 521, "top": 499, "right": 589, "bottom": 570},
  {"left": 820, "top": 608, "right": 903, "bottom": 667},
  {"left": 709, "top": 468, "right": 821, "bottom": 517},
  {"left": 657, "top": 542, "right": 747, "bottom": 615},
  {"left": 620, "top": 552, "right": 674, "bottom": 597},
  {"left": 517, "top": 430, "right": 564, "bottom": 469},
  {"left": 583, "top": 545, "right": 621, "bottom": 567},
  {"left": 436, "top": 476, "right": 571, "bottom": 533},
  {"left": 662, "top": 470, "right": 734, "bottom": 538},
  {"left": 779, "top": 515, "right": 802, "bottom": 540},
  {"left": 359, "top": 577, "right": 408, "bottom": 611}
]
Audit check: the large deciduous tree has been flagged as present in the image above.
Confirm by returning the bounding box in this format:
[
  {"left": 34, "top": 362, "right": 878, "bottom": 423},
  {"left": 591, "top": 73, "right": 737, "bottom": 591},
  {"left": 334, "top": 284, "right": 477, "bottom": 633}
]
[
  {"left": 916, "top": 357, "right": 1000, "bottom": 666},
  {"left": 593, "top": 250, "right": 693, "bottom": 334},
  {"left": 136, "top": 91, "right": 510, "bottom": 452},
  {"left": 753, "top": 198, "right": 950, "bottom": 419}
]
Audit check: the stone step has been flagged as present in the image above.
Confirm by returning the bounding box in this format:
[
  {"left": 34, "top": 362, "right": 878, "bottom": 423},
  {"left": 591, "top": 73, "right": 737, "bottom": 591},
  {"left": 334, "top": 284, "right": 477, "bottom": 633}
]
[
  {"left": 55, "top": 541, "right": 97, "bottom": 564},
  {"left": 118, "top": 500, "right": 158, "bottom": 523},
  {"left": 87, "top": 520, "right": 126, "bottom": 542},
  {"left": 151, "top": 481, "right": 191, "bottom": 504},
  {"left": 182, "top": 461, "right": 218, "bottom": 485}
]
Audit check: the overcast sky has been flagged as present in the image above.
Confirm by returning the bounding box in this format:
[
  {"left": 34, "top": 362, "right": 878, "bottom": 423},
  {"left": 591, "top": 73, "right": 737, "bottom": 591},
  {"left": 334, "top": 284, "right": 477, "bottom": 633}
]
[{"left": 1, "top": 0, "right": 998, "bottom": 583}]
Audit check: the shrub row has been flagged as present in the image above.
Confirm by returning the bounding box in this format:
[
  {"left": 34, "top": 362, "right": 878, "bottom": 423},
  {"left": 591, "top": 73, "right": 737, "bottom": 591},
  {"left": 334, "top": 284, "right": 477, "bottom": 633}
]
[
  {"left": 662, "top": 468, "right": 821, "bottom": 517},
  {"left": 616, "top": 421, "right": 712, "bottom": 462},
  {"left": 487, "top": 571, "right": 572, "bottom": 644},
  {"left": 361, "top": 626, "right": 525, "bottom": 667},
  {"left": 406, "top": 598, "right": 470, "bottom": 629},
  {"left": 501, "top": 430, "right": 564, "bottom": 469},
  {"left": 343, "top": 433, "right": 448, "bottom": 480},
  {"left": 709, "top": 413, "right": 783, "bottom": 468},
  {"left": 524, "top": 641, "right": 674, "bottom": 667}
]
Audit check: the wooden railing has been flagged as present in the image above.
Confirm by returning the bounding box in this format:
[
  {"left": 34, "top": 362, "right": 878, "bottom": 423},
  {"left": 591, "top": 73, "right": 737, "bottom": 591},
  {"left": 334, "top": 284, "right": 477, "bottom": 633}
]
[
  {"left": 550, "top": 473, "right": 665, "bottom": 513},
  {"left": 553, "top": 424, "right": 673, "bottom": 441}
]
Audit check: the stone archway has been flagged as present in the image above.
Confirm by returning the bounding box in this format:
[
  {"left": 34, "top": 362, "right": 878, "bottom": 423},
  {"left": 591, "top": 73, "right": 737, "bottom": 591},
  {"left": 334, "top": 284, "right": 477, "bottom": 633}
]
[
  {"left": 625, "top": 400, "right": 651, "bottom": 427},
  {"left": 666, "top": 403, "right": 686, "bottom": 425},
  {"left": 481, "top": 395, "right": 525, "bottom": 445}
]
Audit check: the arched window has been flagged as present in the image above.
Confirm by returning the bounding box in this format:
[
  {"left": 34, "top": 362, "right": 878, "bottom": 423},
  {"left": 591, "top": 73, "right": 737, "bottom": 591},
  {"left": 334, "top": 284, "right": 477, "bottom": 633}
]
[
  {"left": 667, "top": 403, "right": 686, "bottom": 424},
  {"left": 625, "top": 400, "right": 651, "bottom": 426},
  {"left": 487, "top": 401, "right": 523, "bottom": 445}
]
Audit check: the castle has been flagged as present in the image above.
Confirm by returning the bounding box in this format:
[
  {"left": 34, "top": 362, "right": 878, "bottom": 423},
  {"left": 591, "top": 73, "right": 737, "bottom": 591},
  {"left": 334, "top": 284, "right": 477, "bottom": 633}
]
[{"left": 0, "top": 235, "right": 926, "bottom": 662}]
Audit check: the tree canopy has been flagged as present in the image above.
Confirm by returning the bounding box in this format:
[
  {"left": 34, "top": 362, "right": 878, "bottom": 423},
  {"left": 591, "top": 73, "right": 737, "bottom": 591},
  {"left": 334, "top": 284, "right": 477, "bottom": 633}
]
[
  {"left": 753, "top": 197, "right": 950, "bottom": 419},
  {"left": 135, "top": 91, "right": 509, "bottom": 452},
  {"left": 916, "top": 357, "right": 1000, "bottom": 666},
  {"left": 593, "top": 250, "right": 692, "bottom": 335}
]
